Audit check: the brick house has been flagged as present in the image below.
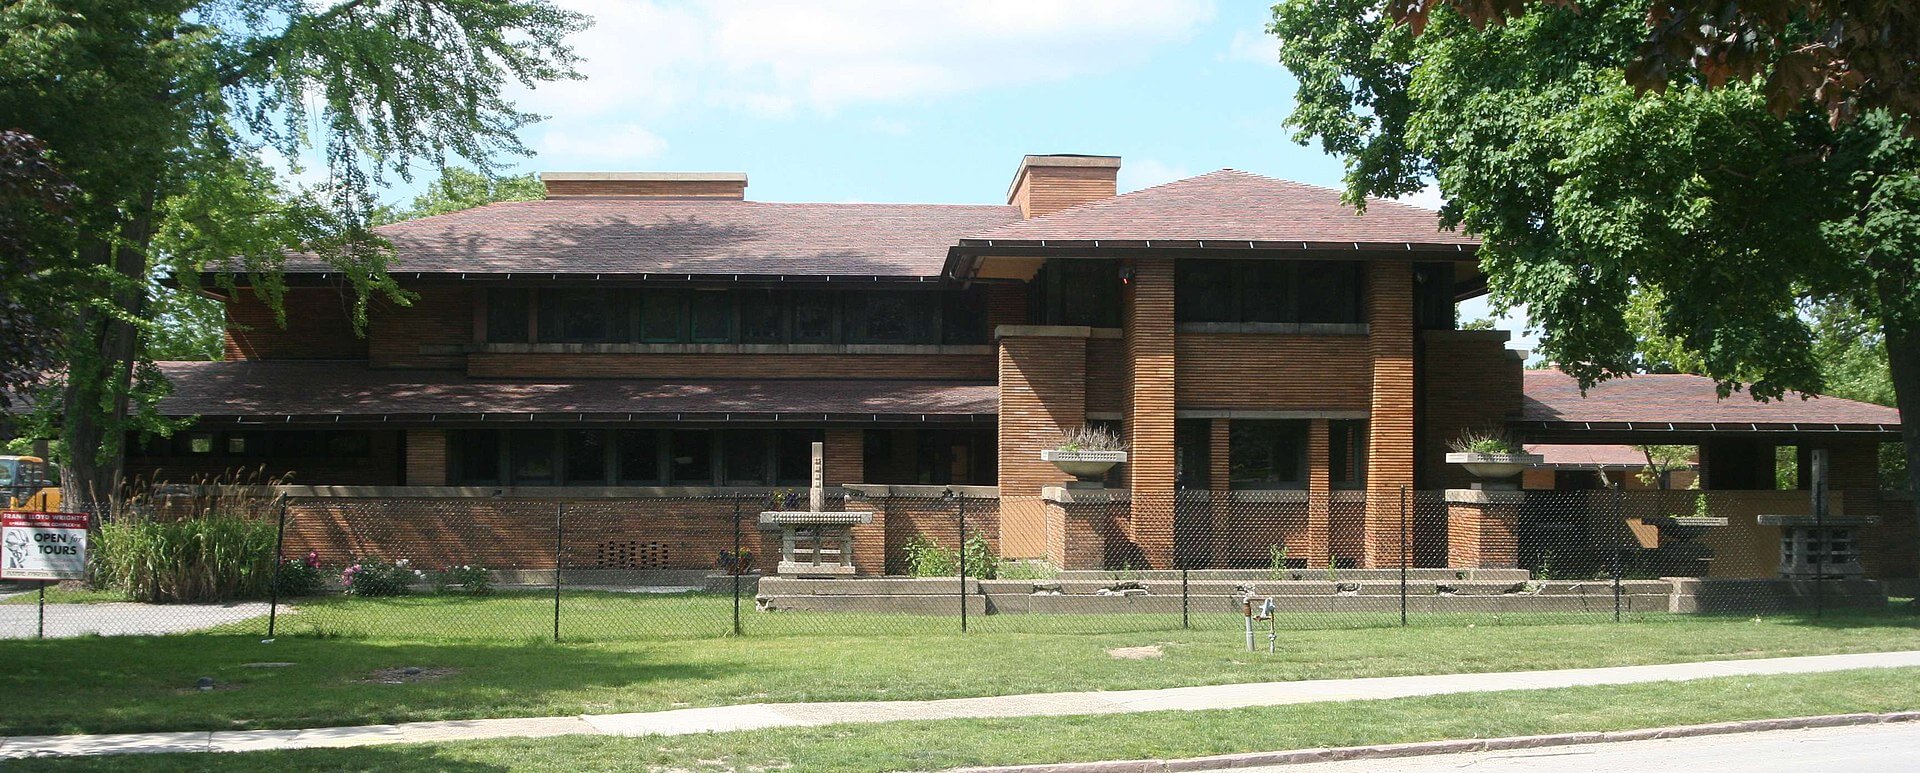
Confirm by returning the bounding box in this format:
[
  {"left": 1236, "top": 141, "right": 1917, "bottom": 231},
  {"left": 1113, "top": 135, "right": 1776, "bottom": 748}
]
[{"left": 125, "top": 155, "right": 1909, "bottom": 576}]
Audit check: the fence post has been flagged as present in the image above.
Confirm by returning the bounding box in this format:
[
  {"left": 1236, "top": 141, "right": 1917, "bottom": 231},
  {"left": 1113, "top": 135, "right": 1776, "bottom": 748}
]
[
  {"left": 1181, "top": 567, "right": 1190, "bottom": 630},
  {"left": 36, "top": 580, "right": 46, "bottom": 639},
  {"left": 266, "top": 499, "right": 289, "bottom": 640},
  {"left": 732, "top": 494, "right": 744, "bottom": 637},
  {"left": 1813, "top": 449, "right": 1829, "bottom": 620},
  {"left": 553, "top": 503, "right": 565, "bottom": 643},
  {"left": 956, "top": 490, "right": 968, "bottom": 634},
  {"left": 1399, "top": 486, "right": 1408, "bottom": 628}
]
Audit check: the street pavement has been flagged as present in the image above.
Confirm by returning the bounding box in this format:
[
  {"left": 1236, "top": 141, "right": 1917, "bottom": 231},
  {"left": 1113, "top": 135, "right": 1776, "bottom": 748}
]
[{"left": 1241, "top": 721, "right": 1920, "bottom": 772}]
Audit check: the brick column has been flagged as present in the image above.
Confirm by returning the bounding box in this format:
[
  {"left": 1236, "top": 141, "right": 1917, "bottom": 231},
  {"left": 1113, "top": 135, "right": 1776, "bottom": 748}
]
[
  {"left": 824, "top": 429, "right": 865, "bottom": 486},
  {"left": 405, "top": 429, "right": 447, "bottom": 486},
  {"left": 826, "top": 429, "right": 883, "bottom": 575},
  {"left": 1446, "top": 492, "right": 1521, "bottom": 568},
  {"left": 1126, "top": 258, "right": 1178, "bottom": 568},
  {"left": 1306, "top": 419, "right": 1332, "bottom": 565},
  {"left": 1364, "top": 260, "right": 1415, "bottom": 568},
  {"left": 1044, "top": 490, "right": 1122, "bottom": 570}
]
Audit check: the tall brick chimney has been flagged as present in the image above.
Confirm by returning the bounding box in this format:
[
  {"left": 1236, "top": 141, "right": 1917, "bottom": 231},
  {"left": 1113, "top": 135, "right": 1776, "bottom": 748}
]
[
  {"left": 540, "top": 172, "right": 748, "bottom": 199},
  {"left": 1006, "top": 155, "right": 1120, "bottom": 218}
]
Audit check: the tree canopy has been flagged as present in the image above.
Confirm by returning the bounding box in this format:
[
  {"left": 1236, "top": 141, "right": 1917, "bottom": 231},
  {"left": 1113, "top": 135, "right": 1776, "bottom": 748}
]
[
  {"left": 1270, "top": 0, "right": 1919, "bottom": 513},
  {"left": 0, "top": 0, "right": 586, "bottom": 502}
]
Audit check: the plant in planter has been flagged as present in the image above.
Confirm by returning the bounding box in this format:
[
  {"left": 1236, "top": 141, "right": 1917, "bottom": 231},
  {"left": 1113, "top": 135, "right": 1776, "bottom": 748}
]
[
  {"left": 716, "top": 548, "right": 757, "bottom": 575},
  {"left": 1444, "top": 429, "right": 1543, "bottom": 485},
  {"left": 1042, "top": 425, "right": 1129, "bottom": 484}
]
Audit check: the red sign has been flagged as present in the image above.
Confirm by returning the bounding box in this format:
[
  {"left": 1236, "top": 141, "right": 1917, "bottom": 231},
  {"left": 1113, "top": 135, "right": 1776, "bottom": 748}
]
[{"left": 2, "top": 511, "right": 89, "bottom": 581}]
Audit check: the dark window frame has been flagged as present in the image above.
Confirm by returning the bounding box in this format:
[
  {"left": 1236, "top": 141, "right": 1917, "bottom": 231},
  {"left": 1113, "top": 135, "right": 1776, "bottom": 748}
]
[
  {"left": 1228, "top": 419, "right": 1309, "bottom": 490},
  {"left": 1176, "top": 260, "right": 1366, "bottom": 325}
]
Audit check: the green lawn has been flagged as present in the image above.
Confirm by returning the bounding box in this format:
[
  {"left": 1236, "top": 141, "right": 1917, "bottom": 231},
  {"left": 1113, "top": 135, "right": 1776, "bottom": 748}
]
[
  {"left": 0, "top": 591, "right": 1916, "bottom": 736},
  {"left": 14, "top": 666, "right": 1920, "bottom": 772},
  {"left": 0, "top": 587, "right": 127, "bottom": 605}
]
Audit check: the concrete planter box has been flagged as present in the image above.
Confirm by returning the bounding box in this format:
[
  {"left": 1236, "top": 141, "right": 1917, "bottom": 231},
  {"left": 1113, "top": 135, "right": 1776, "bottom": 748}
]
[
  {"left": 1042, "top": 450, "right": 1127, "bottom": 481},
  {"left": 1445, "top": 452, "right": 1544, "bottom": 480}
]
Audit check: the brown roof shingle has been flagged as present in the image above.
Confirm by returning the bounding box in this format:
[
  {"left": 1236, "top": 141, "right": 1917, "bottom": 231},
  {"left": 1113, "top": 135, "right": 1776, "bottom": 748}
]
[
  {"left": 962, "top": 169, "right": 1479, "bottom": 247},
  {"left": 1521, "top": 370, "right": 1901, "bottom": 427},
  {"left": 288, "top": 199, "right": 1021, "bottom": 278},
  {"left": 154, "top": 361, "right": 996, "bottom": 420}
]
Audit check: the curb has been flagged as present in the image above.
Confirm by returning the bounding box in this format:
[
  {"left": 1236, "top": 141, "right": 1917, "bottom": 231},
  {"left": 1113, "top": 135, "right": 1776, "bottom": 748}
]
[{"left": 950, "top": 711, "right": 1920, "bottom": 772}]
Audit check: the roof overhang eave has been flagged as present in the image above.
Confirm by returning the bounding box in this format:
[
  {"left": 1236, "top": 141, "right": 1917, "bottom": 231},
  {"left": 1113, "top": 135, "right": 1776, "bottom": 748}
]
[{"left": 167, "top": 411, "right": 1000, "bottom": 425}]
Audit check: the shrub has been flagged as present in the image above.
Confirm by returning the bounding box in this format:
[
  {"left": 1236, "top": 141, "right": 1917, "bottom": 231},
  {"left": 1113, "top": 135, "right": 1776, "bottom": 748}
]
[
  {"left": 903, "top": 535, "right": 999, "bottom": 578},
  {"left": 434, "top": 564, "right": 493, "bottom": 595},
  {"left": 274, "top": 551, "right": 329, "bottom": 597},
  {"left": 343, "top": 559, "right": 422, "bottom": 596},
  {"left": 92, "top": 515, "right": 278, "bottom": 603}
]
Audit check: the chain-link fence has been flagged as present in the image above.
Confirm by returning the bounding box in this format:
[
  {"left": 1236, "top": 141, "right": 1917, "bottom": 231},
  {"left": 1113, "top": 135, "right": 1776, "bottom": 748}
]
[{"left": 2, "top": 487, "right": 1913, "bottom": 641}]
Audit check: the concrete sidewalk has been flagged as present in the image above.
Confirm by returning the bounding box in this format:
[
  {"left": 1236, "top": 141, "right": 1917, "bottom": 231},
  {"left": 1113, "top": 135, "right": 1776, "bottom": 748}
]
[{"left": 5, "top": 650, "right": 1919, "bottom": 759}]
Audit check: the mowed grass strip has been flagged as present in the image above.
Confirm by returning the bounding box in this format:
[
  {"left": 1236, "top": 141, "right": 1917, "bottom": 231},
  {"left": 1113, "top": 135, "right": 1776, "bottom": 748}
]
[
  {"left": 14, "top": 666, "right": 1920, "bottom": 772},
  {"left": 0, "top": 592, "right": 1916, "bottom": 736}
]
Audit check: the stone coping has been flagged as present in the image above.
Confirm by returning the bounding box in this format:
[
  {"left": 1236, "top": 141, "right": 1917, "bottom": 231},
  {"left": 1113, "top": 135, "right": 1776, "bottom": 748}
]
[
  {"left": 757, "top": 511, "right": 874, "bottom": 525},
  {"left": 1041, "top": 486, "right": 1130, "bottom": 504},
  {"left": 473, "top": 342, "right": 993, "bottom": 356},
  {"left": 1757, "top": 513, "right": 1878, "bottom": 527},
  {"left": 842, "top": 484, "right": 1000, "bottom": 500},
  {"left": 1444, "top": 488, "right": 1528, "bottom": 505},
  {"left": 993, "top": 325, "right": 1124, "bottom": 339}
]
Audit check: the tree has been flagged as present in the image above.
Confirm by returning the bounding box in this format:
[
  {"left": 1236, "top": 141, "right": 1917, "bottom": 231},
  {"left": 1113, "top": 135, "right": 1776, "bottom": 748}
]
[
  {"left": 1634, "top": 444, "right": 1694, "bottom": 489},
  {"left": 374, "top": 167, "right": 545, "bottom": 225},
  {"left": 1271, "top": 1, "right": 1920, "bottom": 555},
  {"left": 1, "top": 1, "right": 586, "bottom": 505},
  {"left": 0, "top": 130, "right": 75, "bottom": 409}
]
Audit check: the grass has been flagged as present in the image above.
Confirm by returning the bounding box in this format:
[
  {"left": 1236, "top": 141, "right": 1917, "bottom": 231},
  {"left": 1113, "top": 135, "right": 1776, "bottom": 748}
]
[
  {"left": 0, "top": 590, "right": 1916, "bottom": 736},
  {"left": 13, "top": 666, "right": 1920, "bottom": 772}
]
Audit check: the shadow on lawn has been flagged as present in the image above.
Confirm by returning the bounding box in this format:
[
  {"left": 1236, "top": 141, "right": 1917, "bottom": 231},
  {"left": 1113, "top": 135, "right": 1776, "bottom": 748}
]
[{"left": 0, "top": 634, "right": 733, "bottom": 736}]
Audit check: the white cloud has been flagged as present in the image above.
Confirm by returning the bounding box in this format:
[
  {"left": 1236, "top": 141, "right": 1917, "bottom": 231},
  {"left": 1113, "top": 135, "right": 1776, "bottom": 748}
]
[
  {"left": 536, "top": 124, "right": 670, "bottom": 164},
  {"left": 1395, "top": 182, "right": 1445, "bottom": 211},
  {"left": 1118, "top": 158, "right": 1193, "bottom": 192},
  {"left": 525, "top": 0, "right": 1216, "bottom": 119},
  {"left": 1225, "top": 29, "right": 1279, "bottom": 66}
]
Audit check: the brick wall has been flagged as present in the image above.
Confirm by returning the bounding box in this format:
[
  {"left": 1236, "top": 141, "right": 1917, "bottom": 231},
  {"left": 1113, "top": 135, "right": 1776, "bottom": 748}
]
[
  {"left": 1009, "top": 166, "right": 1118, "bottom": 218},
  {"left": 996, "top": 334, "right": 1087, "bottom": 497},
  {"left": 987, "top": 283, "right": 1028, "bottom": 330},
  {"left": 1363, "top": 261, "right": 1415, "bottom": 567},
  {"left": 824, "top": 429, "right": 865, "bottom": 486},
  {"left": 369, "top": 286, "right": 473, "bottom": 369},
  {"left": 1419, "top": 330, "right": 1525, "bottom": 489},
  {"left": 1175, "top": 333, "right": 1372, "bottom": 410},
  {"left": 1446, "top": 498, "right": 1521, "bottom": 568},
  {"left": 224, "top": 289, "right": 367, "bottom": 360},
  {"left": 468, "top": 352, "right": 994, "bottom": 380},
  {"left": 1126, "top": 258, "right": 1178, "bottom": 567},
  {"left": 850, "top": 494, "right": 1003, "bottom": 575}
]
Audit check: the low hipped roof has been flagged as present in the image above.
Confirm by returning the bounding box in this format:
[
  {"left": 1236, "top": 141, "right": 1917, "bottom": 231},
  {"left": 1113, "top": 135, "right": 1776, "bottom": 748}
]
[
  {"left": 152, "top": 362, "right": 996, "bottom": 423},
  {"left": 1519, "top": 370, "right": 1901, "bottom": 432},
  {"left": 283, "top": 200, "right": 1021, "bottom": 279},
  {"left": 958, "top": 170, "right": 1479, "bottom": 249}
]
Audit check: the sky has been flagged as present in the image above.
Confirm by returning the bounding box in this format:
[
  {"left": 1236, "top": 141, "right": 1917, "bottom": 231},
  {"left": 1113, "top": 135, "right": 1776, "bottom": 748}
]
[{"left": 381, "top": 0, "right": 1532, "bottom": 348}]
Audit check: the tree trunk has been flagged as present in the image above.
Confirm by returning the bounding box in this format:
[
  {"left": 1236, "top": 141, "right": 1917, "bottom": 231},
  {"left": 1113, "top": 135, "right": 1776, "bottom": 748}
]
[{"left": 60, "top": 193, "right": 154, "bottom": 516}]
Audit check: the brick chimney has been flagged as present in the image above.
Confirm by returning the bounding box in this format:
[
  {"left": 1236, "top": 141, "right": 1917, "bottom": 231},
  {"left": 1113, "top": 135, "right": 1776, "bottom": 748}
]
[
  {"left": 1006, "top": 155, "right": 1120, "bottom": 218},
  {"left": 540, "top": 172, "right": 748, "bottom": 199}
]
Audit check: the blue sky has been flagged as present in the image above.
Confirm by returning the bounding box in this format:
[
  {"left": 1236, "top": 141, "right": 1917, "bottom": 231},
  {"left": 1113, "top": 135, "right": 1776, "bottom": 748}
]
[{"left": 381, "top": 0, "right": 1529, "bottom": 345}]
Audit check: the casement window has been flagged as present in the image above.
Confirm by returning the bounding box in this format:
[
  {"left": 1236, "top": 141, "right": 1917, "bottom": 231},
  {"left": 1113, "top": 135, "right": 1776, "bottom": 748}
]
[
  {"left": 1174, "top": 419, "right": 1212, "bottom": 489},
  {"left": 688, "top": 290, "right": 733, "bottom": 342},
  {"left": 1329, "top": 419, "right": 1368, "bottom": 488},
  {"left": 861, "top": 428, "right": 996, "bottom": 486},
  {"left": 451, "top": 427, "right": 822, "bottom": 487},
  {"left": 139, "top": 430, "right": 371, "bottom": 460},
  {"left": 739, "top": 288, "right": 787, "bottom": 344},
  {"left": 486, "top": 289, "right": 532, "bottom": 343},
  {"left": 941, "top": 286, "right": 990, "bottom": 344},
  {"left": 1030, "top": 259, "right": 1120, "bottom": 327},
  {"left": 1229, "top": 420, "right": 1308, "bottom": 489},
  {"left": 538, "top": 289, "right": 617, "bottom": 343},
  {"left": 637, "top": 289, "right": 684, "bottom": 342},
  {"left": 845, "top": 290, "right": 934, "bottom": 344},
  {"left": 791, "top": 292, "right": 837, "bottom": 343},
  {"left": 1176, "top": 260, "right": 1365, "bottom": 324}
]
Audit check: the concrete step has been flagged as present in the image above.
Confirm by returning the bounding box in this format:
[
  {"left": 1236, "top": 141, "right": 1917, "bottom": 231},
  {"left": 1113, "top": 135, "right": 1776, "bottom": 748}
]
[
  {"left": 757, "top": 577, "right": 977, "bottom": 596},
  {"left": 977, "top": 579, "right": 1673, "bottom": 598},
  {"left": 755, "top": 593, "right": 986, "bottom": 615},
  {"left": 1053, "top": 568, "right": 1535, "bottom": 583}
]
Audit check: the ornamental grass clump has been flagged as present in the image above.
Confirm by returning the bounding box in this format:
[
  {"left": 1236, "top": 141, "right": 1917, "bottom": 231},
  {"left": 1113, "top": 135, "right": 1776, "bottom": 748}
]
[
  {"left": 1054, "top": 425, "right": 1127, "bottom": 453},
  {"left": 1447, "top": 428, "right": 1524, "bottom": 455},
  {"left": 92, "top": 515, "right": 278, "bottom": 603}
]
